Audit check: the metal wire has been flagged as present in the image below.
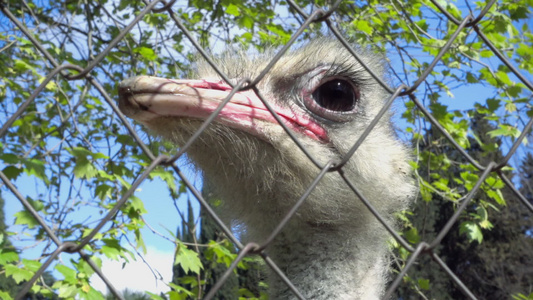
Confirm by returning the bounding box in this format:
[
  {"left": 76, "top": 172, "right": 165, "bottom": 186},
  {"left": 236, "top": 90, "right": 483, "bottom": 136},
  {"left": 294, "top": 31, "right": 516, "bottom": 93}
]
[{"left": 1, "top": 0, "right": 532, "bottom": 299}]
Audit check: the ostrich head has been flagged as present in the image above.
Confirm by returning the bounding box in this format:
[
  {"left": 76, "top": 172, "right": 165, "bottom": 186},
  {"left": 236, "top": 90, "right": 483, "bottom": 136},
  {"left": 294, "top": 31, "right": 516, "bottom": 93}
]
[{"left": 118, "top": 38, "right": 415, "bottom": 299}]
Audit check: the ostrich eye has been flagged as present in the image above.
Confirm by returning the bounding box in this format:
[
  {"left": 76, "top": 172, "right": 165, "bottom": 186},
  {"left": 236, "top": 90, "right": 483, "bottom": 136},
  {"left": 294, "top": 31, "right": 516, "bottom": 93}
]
[
  {"left": 303, "top": 77, "right": 360, "bottom": 122},
  {"left": 312, "top": 79, "right": 358, "bottom": 112}
]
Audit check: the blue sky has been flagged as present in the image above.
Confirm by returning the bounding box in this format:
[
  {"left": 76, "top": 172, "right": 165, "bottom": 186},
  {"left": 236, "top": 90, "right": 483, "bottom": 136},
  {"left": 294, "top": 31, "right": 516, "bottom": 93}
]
[{"left": 3, "top": 158, "right": 202, "bottom": 294}]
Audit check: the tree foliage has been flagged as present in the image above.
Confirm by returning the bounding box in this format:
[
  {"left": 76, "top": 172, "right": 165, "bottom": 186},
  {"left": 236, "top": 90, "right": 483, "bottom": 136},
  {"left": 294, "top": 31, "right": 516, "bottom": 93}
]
[
  {"left": 0, "top": 0, "right": 531, "bottom": 299},
  {"left": 395, "top": 113, "right": 533, "bottom": 299},
  {"left": 172, "top": 196, "right": 267, "bottom": 299},
  {"left": 0, "top": 195, "right": 58, "bottom": 299}
]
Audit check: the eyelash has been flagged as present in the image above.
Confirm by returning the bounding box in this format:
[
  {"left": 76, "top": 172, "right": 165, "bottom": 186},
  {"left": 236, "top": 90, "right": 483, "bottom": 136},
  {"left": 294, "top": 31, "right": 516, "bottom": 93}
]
[{"left": 300, "top": 67, "right": 361, "bottom": 122}]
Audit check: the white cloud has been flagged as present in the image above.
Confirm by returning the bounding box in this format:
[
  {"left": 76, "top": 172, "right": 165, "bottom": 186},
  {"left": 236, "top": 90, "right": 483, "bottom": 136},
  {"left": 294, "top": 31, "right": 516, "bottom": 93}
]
[{"left": 90, "top": 247, "right": 175, "bottom": 296}]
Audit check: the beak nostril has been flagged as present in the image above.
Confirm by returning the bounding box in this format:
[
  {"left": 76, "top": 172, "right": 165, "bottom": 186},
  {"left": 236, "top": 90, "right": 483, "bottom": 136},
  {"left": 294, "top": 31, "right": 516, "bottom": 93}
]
[
  {"left": 116, "top": 76, "right": 328, "bottom": 141},
  {"left": 118, "top": 86, "right": 132, "bottom": 98}
]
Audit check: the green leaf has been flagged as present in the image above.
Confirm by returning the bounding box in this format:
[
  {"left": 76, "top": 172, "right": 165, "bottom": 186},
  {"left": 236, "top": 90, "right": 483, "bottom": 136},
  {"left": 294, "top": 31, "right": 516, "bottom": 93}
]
[
  {"left": 239, "top": 15, "right": 254, "bottom": 30},
  {"left": 511, "top": 292, "right": 533, "bottom": 300},
  {"left": 14, "top": 210, "right": 40, "bottom": 229},
  {"left": 95, "top": 184, "right": 113, "bottom": 200},
  {"left": 27, "top": 198, "right": 44, "bottom": 212},
  {"left": 73, "top": 157, "right": 98, "bottom": 179},
  {"left": 0, "top": 290, "right": 14, "bottom": 300},
  {"left": 460, "top": 172, "right": 479, "bottom": 191},
  {"left": 0, "top": 249, "right": 19, "bottom": 264},
  {"left": 432, "top": 180, "right": 449, "bottom": 191},
  {"left": 487, "top": 124, "right": 520, "bottom": 138},
  {"left": 22, "top": 259, "right": 41, "bottom": 272},
  {"left": 37, "top": 77, "right": 58, "bottom": 92},
  {"left": 495, "top": 70, "right": 512, "bottom": 85},
  {"left": 55, "top": 281, "right": 78, "bottom": 298},
  {"left": 206, "top": 240, "right": 237, "bottom": 267},
  {"left": 486, "top": 98, "right": 501, "bottom": 112},
  {"left": 14, "top": 60, "right": 35, "bottom": 73},
  {"left": 480, "top": 49, "right": 493, "bottom": 58},
  {"left": 150, "top": 167, "right": 177, "bottom": 194},
  {"left": 418, "top": 278, "right": 430, "bottom": 290},
  {"left": 134, "top": 47, "right": 157, "bottom": 60},
  {"left": 484, "top": 176, "right": 505, "bottom": 189},
  {"left": 505, "top": 101, "right": 517, "bottom": 113},
  {"left": 79, "top": 285, "right": 104, "bottom": 299},
  {"left": 4, "top": 264, "right": 33, "bottom": 284},
  {"left": 69, "top": 147, "right": 109, "bottom": 159},
  {"left": 459, "top": 221, "right": 483, "bottom": 243},
  {"left": 465, "top": 72, "right": 478, "bottom": 83},
  {"left": 486, "top": 188, "right": 506, "bottom": 206},
  {"left": 404, "top": 227, "right": 420, "bottom": 244},
  {"left": 0, "top": 153, "right": 19, "bottom": 164},
  {"left": 419, "top": 180, "right": 433, "bottom": 202},
  {"left": 56, "top": 264, "right": 78, "bottom": 284},
  {"left": 167, "top": 282, "right": 195, "bottom": 298},
  {"left": 174, "top": 245, "right": 203, "bottom": 275},
  {"left": 2, "top": 166, "right": 23, "bottom": 180},
  {"left": 225, "top": 4, "right": 240, "bottom": 16},
  {"left": 354, "top": 20, "right": 373, "bottom": 35},
  {"left": 101, "top": 239, "right": 122, "bottom": 260},
  {"left": 146, "top": 292, "right": 165, "bottom": 300},
  {"left": 129, "top": 196, "right": 147, "bottom": 214},
  {"left": 23, "top": 159, "right": 48, "bottom": 184},
  {"left": 517, "top": 43, "right": 533, "bottom": 57}
]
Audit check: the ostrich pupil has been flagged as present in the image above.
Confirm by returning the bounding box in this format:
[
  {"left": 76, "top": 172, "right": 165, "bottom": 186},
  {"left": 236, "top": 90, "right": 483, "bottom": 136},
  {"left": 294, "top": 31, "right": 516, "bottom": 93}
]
[{"left": 312, "top": 79, "right": 357, "bottom": 112}]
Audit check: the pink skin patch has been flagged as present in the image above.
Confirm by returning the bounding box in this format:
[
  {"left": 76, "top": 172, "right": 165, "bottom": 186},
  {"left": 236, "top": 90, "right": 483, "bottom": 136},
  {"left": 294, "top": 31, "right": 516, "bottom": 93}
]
[{"left": 119, "top": 76, "right": 329, "bottom": 143}]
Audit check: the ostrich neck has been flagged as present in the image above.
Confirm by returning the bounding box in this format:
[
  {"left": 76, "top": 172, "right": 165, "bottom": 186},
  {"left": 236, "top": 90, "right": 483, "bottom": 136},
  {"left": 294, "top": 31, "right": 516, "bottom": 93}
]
[
  {"left": 266, "top": 223, "right": 388, "bottom": 300},
  {"left": 185, "top": 130, "right": 395, "bottom": 299}
]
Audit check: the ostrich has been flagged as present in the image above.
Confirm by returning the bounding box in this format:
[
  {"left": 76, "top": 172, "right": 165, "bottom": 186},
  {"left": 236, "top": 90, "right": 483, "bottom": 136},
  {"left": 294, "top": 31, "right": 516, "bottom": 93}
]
[{"left": 117, "top": 38, "right": 415, "bottom": 299}]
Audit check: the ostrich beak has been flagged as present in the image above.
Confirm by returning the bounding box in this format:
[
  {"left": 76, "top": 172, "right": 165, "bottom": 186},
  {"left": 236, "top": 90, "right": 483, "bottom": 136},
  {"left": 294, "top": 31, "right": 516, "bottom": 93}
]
[{"left": 118, "top": 76, "right": 327, "bottom": 142}]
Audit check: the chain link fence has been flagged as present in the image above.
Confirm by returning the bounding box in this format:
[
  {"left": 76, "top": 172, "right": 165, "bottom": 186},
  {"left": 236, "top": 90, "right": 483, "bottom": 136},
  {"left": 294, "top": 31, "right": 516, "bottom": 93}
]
[{"left": 1, "top": 0, "right": 532, "bottom": 299}]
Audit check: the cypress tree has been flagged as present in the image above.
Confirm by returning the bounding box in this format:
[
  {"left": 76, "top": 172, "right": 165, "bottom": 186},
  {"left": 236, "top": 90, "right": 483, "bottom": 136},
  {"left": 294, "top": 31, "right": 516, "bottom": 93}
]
[
  {"left": 0, "top": 193, "right": 19, "bottom": 296},
  {"left": 396, "top": 112, "right": 533, "bottom": 299}
]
